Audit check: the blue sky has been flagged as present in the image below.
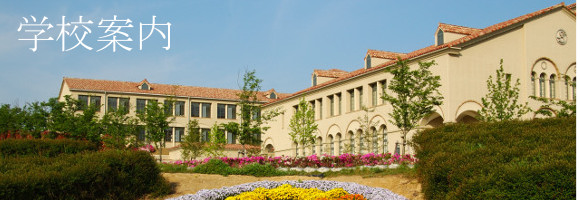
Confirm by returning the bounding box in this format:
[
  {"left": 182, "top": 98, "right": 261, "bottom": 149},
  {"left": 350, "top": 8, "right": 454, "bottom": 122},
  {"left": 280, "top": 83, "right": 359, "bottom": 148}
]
[{"left": 0, "top": 0, "right": 575, "bottom": 105}]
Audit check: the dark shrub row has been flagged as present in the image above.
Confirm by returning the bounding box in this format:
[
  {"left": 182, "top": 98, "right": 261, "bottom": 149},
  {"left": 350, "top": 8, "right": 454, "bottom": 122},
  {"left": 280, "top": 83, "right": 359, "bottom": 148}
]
[
  {"left": 0, "top": 150, "right": 171, "bottom": 200},
  {"left": 191, "top": 159, "right": 287, "bottom": 177},
  {"left": 0, "top": 139, "right": 98, "bottom": 158},
  {"left": 413, "top": 117, "right": 575, "bottom": 200}
]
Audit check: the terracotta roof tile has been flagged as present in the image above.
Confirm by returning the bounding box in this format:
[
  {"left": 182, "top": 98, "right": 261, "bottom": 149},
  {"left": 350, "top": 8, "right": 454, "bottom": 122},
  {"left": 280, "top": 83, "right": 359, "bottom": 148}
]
[
  {"left": 264, "top": 3, "right": 570, "bottom": 106},
  {"left": 567, "top": 3, "right": 576, "bottom": 13},
  {"left": 63, "top": 77, "right": 289, "bottom": 103},
  {"left": 313, "top": 69, "right": 349, "bottom": 78},
  {"left": 437, "top": 23, "right": 482, "bottom": 35},
  {"left": 366, "top": 49, "right": 407, "bottom": 60}
]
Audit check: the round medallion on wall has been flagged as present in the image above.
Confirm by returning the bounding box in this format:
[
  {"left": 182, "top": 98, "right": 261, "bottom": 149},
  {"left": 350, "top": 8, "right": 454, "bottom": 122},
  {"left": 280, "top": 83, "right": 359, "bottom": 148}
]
[
  {"left": 556, "top": 29, "right": 567, "bottom": 45},
  {"left": 541, "top": 61, "right": 547, "bottom": 70}
]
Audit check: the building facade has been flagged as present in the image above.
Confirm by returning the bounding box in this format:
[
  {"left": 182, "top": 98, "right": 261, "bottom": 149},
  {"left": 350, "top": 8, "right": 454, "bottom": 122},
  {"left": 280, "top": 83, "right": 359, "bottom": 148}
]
[
  {"left": 261, "top": 3, "right": 576, "bottom": 157},
  {"left": 58, "top": 3, "right": 575, "bottom": 159},
  {"left": 58, "top": 77, "right": 288, "bottom": 158}
]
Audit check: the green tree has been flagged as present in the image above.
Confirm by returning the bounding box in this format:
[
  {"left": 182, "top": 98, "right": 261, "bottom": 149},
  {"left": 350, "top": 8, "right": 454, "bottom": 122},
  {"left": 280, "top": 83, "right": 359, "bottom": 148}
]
[
  {"left": 356, "top": 106, "right": 379, "bottom": 154},
  {"left": 45, "top": 96, "right": 101, "bottom": 142},
  {"left": 478, "top": 59, "right": 530, "bottom": 122},
  {"left": 100, "top": 107, "right": 139, "bottom": 149},
  {"left": 530, "top": 96, "right": 576, "bottom": 118},
  {"left": 181, "top": 119, "right": 205, "bottom": 160},
  {"left": 288, "top": 97, "right": 318, "bottom": 156},
  {"left": 23, "top": 101, "right": 50, "bottom": 138},
  {"left": 137, "top": 99, "right": 175, "bottom": 162},
  {"left": 382, "top": 59, "right": 443, "bottom": 156},
  {"left": 226, "top": 70, "right": 282, "bottom": 155},
  {"left": 204, "top": 123, "right": 226, "bottom": 157},
  {"left": 0, "top": 104, "right": 26, "bottom": 134}
]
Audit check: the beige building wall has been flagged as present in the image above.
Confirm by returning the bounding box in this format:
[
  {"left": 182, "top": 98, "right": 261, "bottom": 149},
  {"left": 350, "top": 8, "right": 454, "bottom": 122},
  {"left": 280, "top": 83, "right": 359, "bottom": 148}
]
[{"left": 262, "top": 7, "right": 576, "bottom": 157}]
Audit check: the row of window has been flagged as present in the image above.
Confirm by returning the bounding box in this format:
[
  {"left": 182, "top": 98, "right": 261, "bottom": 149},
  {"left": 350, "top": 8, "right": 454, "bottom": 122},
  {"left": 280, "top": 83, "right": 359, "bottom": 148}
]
[
  {"left": 297, "top": 80, "right": 386, "bottom": 120},
  {"left": 77, "top": 95, "right": 247, "bottom": 119},
  {"left": 293, "top": 128, "right": 390, "bottom": 156},
  {"left": 136, "top": 127, "right": 247, "bottom": 145},
  {"left": 530, "top": 72, "right": 576, "bottom": 100}
]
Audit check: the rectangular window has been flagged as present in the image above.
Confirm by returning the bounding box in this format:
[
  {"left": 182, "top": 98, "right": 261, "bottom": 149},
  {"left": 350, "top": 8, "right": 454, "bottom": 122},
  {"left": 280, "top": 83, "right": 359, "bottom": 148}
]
[
  {"left": 317, "top": 98, "right": 322, "bottom": 119},
  {"left": 379, "top": 80, "right": 387, "bottom": 104},
  {"left": 309, "top": 100, "right": 316, "bottom": 119},
  {"left": 329, "top": 95, "right": 334, "bottom": 116},
  {"left": 90, "top": 96, "right": 101, "bottom": 111},
  {"left": 227, "top": 104, "right": 236, "bottom": 119},
  {"left": 357, "top": 87, "right": 363, "bottom": 109},
  {"left": 227, "top": 131, "right": 236, "bottom": 144},
  {"left": 201, "top": 128, "right": 210, "bottom": 142},
  {"left": 201, "top": 103, "right": 211, "bottom": 118},
  {"left": 348, "top": 89, "right": 354, "bottom": 112},
  {"left": 191, "top": 102, "right": 200, "bottom": 117},
  {"left": 371, "top": 83, "right": 377, "bottom": 106},
  {"left": 137, "top": 126, "right": 146, "bottom": 142},
  {"left": 337, "top": 93, "right": 342, "bottom": 115},
  {"left": 175, "top": 101, "right": 185, "bottom": 116},
  {"left": 119, "top": 98, "right": 130, "bottom": 112},
  {"left": 136, "top": 99, "right": 147, "bottom": 113},
  {"left": 78, "top": 95, "right": 89, "bottom": 110},
  {"left": 107, "top": 97, "right": 118, "bottom": 111},
  {"left": 217, "top": 104, "right": 226, "bottom": 119},
  {"left": 164, "top": 101, "right": 173, "bottom": 116},
  {"left": 174, "top": 127, "right": 184, "bottom": 142},
  {"left": 165, "top": 128, "right": 173, "bottom": 142},
  {"left": 252, "top": 107, "right": 261, "bottom": 120}
]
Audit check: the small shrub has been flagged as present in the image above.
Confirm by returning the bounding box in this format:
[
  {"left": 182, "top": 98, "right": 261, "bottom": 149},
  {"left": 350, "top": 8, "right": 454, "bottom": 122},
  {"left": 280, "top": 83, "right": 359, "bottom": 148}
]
[
  {"left": 192, "top": 159, "right": 233, "bottom": 176},
  {"left": 238, "top": 163, "right": 281, "bottom": 177}
]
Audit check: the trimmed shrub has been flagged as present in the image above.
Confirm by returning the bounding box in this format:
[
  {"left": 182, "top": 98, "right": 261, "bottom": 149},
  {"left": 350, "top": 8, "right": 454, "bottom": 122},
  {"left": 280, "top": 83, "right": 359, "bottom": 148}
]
[
  {"left": 192, "top": 158, "right": 233, "bottom": 176},
  {"left": 413, "top": 117, "right": 575, "bottom": 199},
  {"left": 0, "top": 139, "right": 98, "bottom": 158},
  {"left": 0, "top": 150, "right": 171, "bottom": 199}
]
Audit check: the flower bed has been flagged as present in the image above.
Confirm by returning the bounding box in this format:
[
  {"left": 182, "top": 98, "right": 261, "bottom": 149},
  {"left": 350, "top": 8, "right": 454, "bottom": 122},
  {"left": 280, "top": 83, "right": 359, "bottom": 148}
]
[
  {"left": 171, "top": 153, "right": 416, "bottom": 169},
  {"left": 167, "top": 180, "right": 408, "bottom": 200}
]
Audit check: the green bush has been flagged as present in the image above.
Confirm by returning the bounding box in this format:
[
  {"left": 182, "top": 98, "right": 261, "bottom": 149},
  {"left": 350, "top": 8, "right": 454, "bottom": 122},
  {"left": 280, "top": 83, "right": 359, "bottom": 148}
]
[
  {"left": 238, "top": 163, "right": 282, "bottom": 177},
  {"left": 0, "top": 150, "right": 171, "bottom": 199},
  {"left": 413, "top": 117, "right": 575, "bottom": 200},
  {"left": 192, "top": 159, "right": 233, "bottom": 176},
  {"left": 0, "top": 139, "right": 98, "bottom": 158}
]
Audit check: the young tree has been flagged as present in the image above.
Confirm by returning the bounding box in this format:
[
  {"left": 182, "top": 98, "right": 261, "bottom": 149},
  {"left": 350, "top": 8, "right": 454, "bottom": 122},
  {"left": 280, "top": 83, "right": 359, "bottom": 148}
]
[
  {"left": 23, "top": 101, "right": 50, "bottom": 138},
  {"left": 100, "top": 107, "right": 139, "bottom": 149},
  {"left": 382, "top": 59, "right": 443, "bottom": 156},
  {"left": 356, "top": 106, "right": 379, "bottom": 154},
  {"left": 478, "top": 59, "right": 530, "bottom": 122},
  {"left": 227, "top": 70, "right": 282, "bottom": 155},
  {"left": 529, "top": 96, "right": 575, "bottom": 118},
  {"left": 288, "top": 97, "right": 318, "bottom": 156},
  {"left": 137, "top": 99, "right": 175, "bottom": 162},
  {"left": 181, "top": 119, "right": 205, "bottom": 160},
  {"left": 45, "top": 96, "right": 101, "bottom": 142},
  {"left": 204, "top": 123, "right": 226, "bottom": 157}
]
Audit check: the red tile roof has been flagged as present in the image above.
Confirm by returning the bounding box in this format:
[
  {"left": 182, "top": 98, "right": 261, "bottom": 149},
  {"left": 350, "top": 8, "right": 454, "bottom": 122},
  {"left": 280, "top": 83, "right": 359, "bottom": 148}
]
[
  {"left": 313, "top": 69, "right": 349, "bottom": 78},
  {"left": 366, "top": 49, "right": 407, "bottom": 60},
  {"left": 63, "top": 77, "right": 289, "bottom": 103},
  {"left": 264, "top": 3, "right": 573, "bottom": 106},
  {"left": 437, "top": 23, "right": 482, "bottom": 35},
  {"left": 567, "top": 3, "right": 576, "bottom": 13}
]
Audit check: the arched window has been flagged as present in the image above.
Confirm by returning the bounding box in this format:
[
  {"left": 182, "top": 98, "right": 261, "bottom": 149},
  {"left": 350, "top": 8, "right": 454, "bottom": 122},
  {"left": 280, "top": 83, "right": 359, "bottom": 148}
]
[
  {"left": 337, "top": 133, "right": 342, "bottom": 155},
  {"left": 348, "top": 131, "right": 355, "bottom": 154},
  {"left": 549, "top": 74, "right": 556, "bottom": 98},
  {"left": 318, "top": 137, "right": 323, "bottom": 155},
  {"left": 328, "top": 135, "right": 334, "bottom": 156},
  {"left": 372, "top": 128, "right": 378, "bottom": 153},
  {"left": 141, "top": 83, "right": 149, "bottom": 90},
  {"left": 437, "top": 29, "right": 444, "bottom": 46},
  {"left": 382, "top": 127, "right": 388, "bottom": 154},
  {"left": 269, "top": 93, "right": 277, "bottom": 99},
  {"left": 539, "top": 73, "right": 546, "bottom": 97},
  {"left": 358, "top": 131, "right": 364, "bottom": 154},
  {"left": 531, "top": 72, "right": 536, "bottom": 96},
  {"left": 565, "top": 76, "right": 570, "bottom": 100},
  {"left": 311, "top": 144, "right": 316, "bottom": 155},
  {"left": 366, "top": 55, "right": 371, "bottom": 69},
  {"left": 573, "top": 77, "right": 576, "bottom": 100}
]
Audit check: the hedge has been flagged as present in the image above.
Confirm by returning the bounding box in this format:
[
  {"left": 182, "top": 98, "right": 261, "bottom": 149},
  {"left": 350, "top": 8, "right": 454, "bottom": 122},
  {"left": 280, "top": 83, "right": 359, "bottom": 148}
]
[
  {"left": 0, "top": 139, "right": 98, "bottom": 158},
  {"left": 0, "top": 150, "right": 171, "bottom": 199},
  {"left": 413, "top": 117, "right": 575, "bottom": 199}
]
